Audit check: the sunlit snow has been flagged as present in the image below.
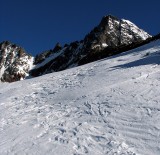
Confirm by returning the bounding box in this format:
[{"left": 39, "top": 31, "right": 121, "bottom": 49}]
[{"left": 0, "top": 40, "right": 160, "bottom": 155}]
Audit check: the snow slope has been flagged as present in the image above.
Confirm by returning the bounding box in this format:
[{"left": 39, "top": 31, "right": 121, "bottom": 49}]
[{"left": 0, "top": 40, "right": 160, "bottom": 155}]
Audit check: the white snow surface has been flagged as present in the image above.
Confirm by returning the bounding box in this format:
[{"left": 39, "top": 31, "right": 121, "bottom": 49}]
[
  {"left": 1, "top": 40, "right": 160, "bottom": 155},
  {"left": 102, "top": 43, "right": 108, "bottom": 48},
  {"left": 0, "top": 66, "right": 5, "bottom": 79}
]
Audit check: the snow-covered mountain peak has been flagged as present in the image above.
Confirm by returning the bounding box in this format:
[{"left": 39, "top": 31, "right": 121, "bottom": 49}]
[
  {"left": 88, "top": 15, "right": 151, "bottom": 48},
  {"left": 0, "top": 15, "right": 152, "bottom": 82},
  {"left": 101, "top": 15, "right": 150, "bottom": 41},
  {"left": 100, "top": 14, "right": 119, "bottom": 25},
  {"left": 31, "top": 15, "right": 151, "bottom": 77},
  {"left": 0, "top": 41, "right": 34, "bottom": 82}
]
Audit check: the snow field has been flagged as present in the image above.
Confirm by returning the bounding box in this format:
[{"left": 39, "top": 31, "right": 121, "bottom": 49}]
[{"left": 0, "top": 40, "right": 160, "bottom": 154}]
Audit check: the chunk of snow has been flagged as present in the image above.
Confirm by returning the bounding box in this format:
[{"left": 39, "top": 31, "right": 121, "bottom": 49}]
[{"left": 102, "top": 43, "right": 108, "bottom": 47}]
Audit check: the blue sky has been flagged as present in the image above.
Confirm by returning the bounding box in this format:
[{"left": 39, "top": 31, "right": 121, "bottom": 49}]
[{"left": 0, "top": 0, "right": 160, "bottom": 55}]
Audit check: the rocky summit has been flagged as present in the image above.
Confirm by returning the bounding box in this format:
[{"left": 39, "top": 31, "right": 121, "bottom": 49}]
[
  {"left": 83, "top": 15, "right": 150, "bottom": 50},
  {"left": 0, "top": 41, "right": 33, "bottom": 82},
  {"left": 0, "top": 15, "right": 152, "bottom": 82}
]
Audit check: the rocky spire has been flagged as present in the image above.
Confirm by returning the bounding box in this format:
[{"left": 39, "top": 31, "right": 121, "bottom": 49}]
[
  {"left": 53, "top": 42, "right": 62, "bottom": 52},
  {"left": 0, "top": 41, "right": 33, "bottom": 82}
]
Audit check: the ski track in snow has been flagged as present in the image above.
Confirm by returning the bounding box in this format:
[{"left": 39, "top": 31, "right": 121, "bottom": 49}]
[{"left": 0, "top": 40, "right": 160, "bottom": 154}]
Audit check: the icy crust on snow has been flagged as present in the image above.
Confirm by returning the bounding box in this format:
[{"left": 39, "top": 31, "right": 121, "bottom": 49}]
[{"left": 0, "top": 40, "right": 160, "bottom": 154}]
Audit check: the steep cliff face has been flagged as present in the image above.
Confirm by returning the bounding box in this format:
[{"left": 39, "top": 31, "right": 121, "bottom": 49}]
[
  {"left": 83, "top": 15, "right": 150, "bottom": 50},
  {"left": 30, "top": 15, "right": 151, "bottom": 77},
  {"left": 0, "top": 41, "right": 33, "bottom": 82}
]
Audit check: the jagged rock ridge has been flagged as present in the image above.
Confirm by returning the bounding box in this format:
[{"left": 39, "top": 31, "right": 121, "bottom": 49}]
[
  {"left": 0, "top": 41, "right": 33, "bottom": 82},
  {"left": 0, "top": 15, "right": 153, "bottom": 81},
  {"left": 30, "top": 15, "right": 151, "bottom": 77}
]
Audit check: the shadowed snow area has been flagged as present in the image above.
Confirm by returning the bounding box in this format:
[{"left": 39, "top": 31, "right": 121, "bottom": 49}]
[{"left": 0, "top": 40, "right": 160, "bottom": 155}]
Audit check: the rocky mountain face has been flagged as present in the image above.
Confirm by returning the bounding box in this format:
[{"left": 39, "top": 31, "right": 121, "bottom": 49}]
[
  {"left": 0, "top": 15, "right": 153, "bottom": 82},
  {"left": 0, "top": 41, "right": 33, "bottom": 82},
  {"left": 83, "top": 15, "right": 150, "bottom": 50},
  {"left": 30, "top": 15, "right": 151, "bottom": 77}
]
